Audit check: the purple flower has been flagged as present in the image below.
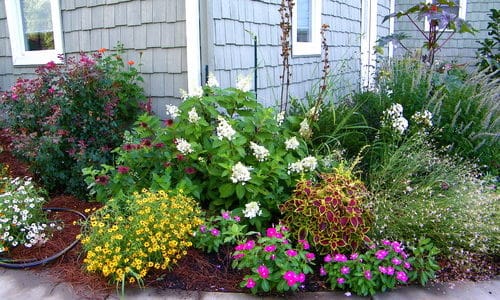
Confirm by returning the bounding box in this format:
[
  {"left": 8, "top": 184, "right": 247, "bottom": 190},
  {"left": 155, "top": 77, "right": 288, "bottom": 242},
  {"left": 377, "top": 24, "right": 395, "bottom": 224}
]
[
  {"left": 379, "top": 266, "right": 388, "bottom": 274},
  {"left": 266, "top": 227, "right": 283, "bottom": 239},
  {"left": 233, "top": 216, "right": 241, "bottom": 222},
  {"left": 340, "top": 266, "right": 350, "bottom": 275},
  {"left": 392, "top": 241, "right": 403, "bottom": 253},
  {"left": 337, "top": 277, "right": 346, "bottom": 285},
  {"left": 245, "top": 277, "right": 256, "bottom": 288},
  {"left": 320, "top": 266, "right": 327, "bottom": 276},
  {"left": 324, "top": 254, "right": 333, "bottom": 263},
  {"left": 283, "top": 270, "right": 297, "bottom": 286},
  {"left": 404, "top": 262, "right": 412, "bottom": 270},
  {"left": 334, "top": 254, "right": 348, "bottom": 262},
  {"left": 257, "top": 265, "right": 270, "bottom": 279},
  {"left": 235, "top": 243, "right": 246, "bottom": 251},
  {"left": 244, "top": 240, "right": 256, "bottom": 250},
  {"left": 299, "top": 239, "right": 310, "bottom": 250},
  {"left": 392, "top": 257, "right": 402, "bottom": 265},
  {"left": 306, "top": 252, "right": 315, "bottom": 261},
  {"left": 264, "top": 244, "right": 277, "bottom": 252},
  {"left": 350, "top": 253, "right": 359, "bottom": 260},
  {"left": 375, "top": 249, "right": 389, "bottom": 260},
  {"left": 210, "top": 228, "right": 220, "bottom": 236},
  {"left": 221, "top": 211, "right": 231, "bottom": 220},
  {"left": 286, "top": 249, "right": 298, "bottom": 257},
  {"left": 199, "top": 225, "right": 207, "bottom": 233},
  {"left": 396, "top": 271, "right": 409, "bottom": 283},
  {"left": 382, "top": 239, "right": 391, "bottom": 246},
  {"left": 386, "top": 266, "right": 395, "bottom": 276},
  {"left": 364, "top": 270, "right": 372, "bottom": 280}
]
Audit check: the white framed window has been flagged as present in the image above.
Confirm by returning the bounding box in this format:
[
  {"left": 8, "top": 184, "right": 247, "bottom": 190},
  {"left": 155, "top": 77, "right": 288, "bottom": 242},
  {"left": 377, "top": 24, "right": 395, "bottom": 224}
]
[
  {"left": 292, "top": 0, "right": 322, "bottom": 56},
  {"left": 5, "top": 0, "right": 64, "bottom": 65},
  {"left": 424, "top": 0, "right": 467, "bottom": 31}
]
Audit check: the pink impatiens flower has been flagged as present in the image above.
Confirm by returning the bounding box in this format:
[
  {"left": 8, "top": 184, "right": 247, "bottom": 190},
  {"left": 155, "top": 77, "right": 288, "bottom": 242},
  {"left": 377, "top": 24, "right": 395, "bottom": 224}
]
[
  {"left": 285, "top": 249, "right": 298, "bottom": 257},
  {"left": 257, "top": 265, "right": 270, "bottom": 279},
  {"left": 210, "top": 228, "right": 220, "bottom": 236},
  {"left": 324, "top": 254, "right": 333, "bottom": 263},
  {"left": 340, "top": 266, "right": 350, "bottom": 275},
  {"left": 396, "top": 271, "right": 409, "bottom": 283},
  {"left": 337, "top": 277, "right": 346, "bottom": 285},
  {"left": 375, "top": 249, "right": 389, "bottom": 260},
  {"left": 245, "top": 277, "right": 256, "bottom": 288},
  {"left": 117, "top": 165, "right": 130, "bottom": 174},
  {"left": 334, "top": 254, "right": 348, "bottom": 262},
  {"left": 364, "top": 270, "right": 372, "bottom": 280},
  {"left": 264, "top": 244, "right": 277, "bottom": 252}
]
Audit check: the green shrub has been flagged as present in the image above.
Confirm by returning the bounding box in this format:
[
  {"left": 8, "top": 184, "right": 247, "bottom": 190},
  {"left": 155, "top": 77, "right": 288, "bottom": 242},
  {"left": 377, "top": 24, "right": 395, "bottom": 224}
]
[
  {"left": 280, "top": 166, "right": 372, "bottom": 255},
  {"left": 476, "top": 9, "right": 499, "bottom": 76},
  {"left": 84, "top": 75, "right": 316, "bottom": 229},
  {"left": 79, "top": 189, "right": 203, "bottom": 288},
  {"left": 0, "top": 45, "right": 146, "bottom": 197}
]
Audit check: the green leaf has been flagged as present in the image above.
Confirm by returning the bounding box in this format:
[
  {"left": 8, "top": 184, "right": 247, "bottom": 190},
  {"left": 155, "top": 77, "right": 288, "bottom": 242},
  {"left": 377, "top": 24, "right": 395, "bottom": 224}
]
[
  {"left": 219, "top": 183, "right": 235, "bottom": 198},
  {"left": 235, "top": 184, "right": 246, "bottom": 199},
  {"left": 261, "top": 279, "right": 270, "bottom": 292}
]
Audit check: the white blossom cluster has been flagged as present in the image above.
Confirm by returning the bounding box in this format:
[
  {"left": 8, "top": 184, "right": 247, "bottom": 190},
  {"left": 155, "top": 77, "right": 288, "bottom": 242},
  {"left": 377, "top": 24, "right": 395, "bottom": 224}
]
[
  {"left": 175, "top": 138, "right": 194, "bottom": 154},
  {"left": 207, "top": 72, "right": 219, "bottom": 88},
  {"left": 179, "top": 86, "right": 203, "bottom": 101},
  {"left": 285, "top": 137, "right": 300, "bottom": 150},
  {"left": 243, "top": 201, "right": 262, "bottom": 219},
  {"left": 307, "top": 107, "right": 321, "bottom": 121},
  {"left": 216, "top": 116, "right": 236, "bottom": 141},
  {"left": 230, "top": 162, "right": 252, "bottom": 184},
  {"left": 276, "top": 111, "right": 285, "bottom": 126},
  {"left": 299, "top": 119, "right": 312, "bottom": 139},
  {"left": 188, "top": 107, "right": 200, "bottom": 123},
  {"left": 249, "top": 142, "right": 270, "bottom": 162},
  {"left": 236, "top": 73, "right": 252, "bottom": 92},
  {"left": 165, "top": 104, "right": 180, "bottom": 119},
  {"left": 411, "top": 110, "right": 433, "bottom": 128},
  {"left": 287, "top": 156, "right": 318, "bottom": 174},
  {"left": 382, "top": 103, "right": 408, "bottom": 135}
]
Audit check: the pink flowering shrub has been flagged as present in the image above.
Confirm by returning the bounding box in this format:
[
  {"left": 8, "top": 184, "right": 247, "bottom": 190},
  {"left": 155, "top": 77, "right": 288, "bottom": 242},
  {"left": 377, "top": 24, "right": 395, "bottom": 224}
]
[
  {"left": 231, "top": 224, "right": 315, "bottom": 293},
  {"left": 0, "top": 44, "right": 145, "bottom": 197},
  {"left": 322, "top": 238, "right": 440, "bottom": 296}
]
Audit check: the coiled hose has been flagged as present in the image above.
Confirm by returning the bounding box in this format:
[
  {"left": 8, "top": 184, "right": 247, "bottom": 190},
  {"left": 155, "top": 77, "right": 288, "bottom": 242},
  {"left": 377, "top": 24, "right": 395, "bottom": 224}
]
[{"left": 0, "top": 207, "right": 87, "bottom": 269}]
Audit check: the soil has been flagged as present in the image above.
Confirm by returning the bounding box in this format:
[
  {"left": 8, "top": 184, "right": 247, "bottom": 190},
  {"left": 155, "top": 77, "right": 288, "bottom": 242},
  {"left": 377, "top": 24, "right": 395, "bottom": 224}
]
[{"left": 0, "top": 129, "right": 498, "bottom": 299}]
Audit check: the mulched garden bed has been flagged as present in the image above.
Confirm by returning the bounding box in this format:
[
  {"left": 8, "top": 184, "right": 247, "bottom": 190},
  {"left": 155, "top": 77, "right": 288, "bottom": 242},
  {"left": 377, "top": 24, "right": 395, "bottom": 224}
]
[{"left": 0, "top": 129, "right": 498, "bottom": 299}]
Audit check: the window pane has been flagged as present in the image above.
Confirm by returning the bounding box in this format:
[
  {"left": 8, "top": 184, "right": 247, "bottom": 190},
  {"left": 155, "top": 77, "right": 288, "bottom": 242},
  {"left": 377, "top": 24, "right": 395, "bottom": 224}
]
[
  {"left": 297, "top": 0, "right": 311, "bottom": 42},
  {"left": 21, "top": 0, "right": 54, "bottom": 51}
]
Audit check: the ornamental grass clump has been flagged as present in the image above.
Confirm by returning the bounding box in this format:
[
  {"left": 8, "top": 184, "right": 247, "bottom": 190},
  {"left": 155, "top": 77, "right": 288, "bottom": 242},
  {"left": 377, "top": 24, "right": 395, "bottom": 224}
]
[
  {"left": 84, "top": 73, "right": 314, "bottom": 229},
  {"left": 79, "top": 189, "right": 203, "bottom": 288},
  {"left": 0, "top": 172, "right": 61, "bottom": 252},
  {"left": 280, "top": 165, "right": 372, "bottom": 255}
]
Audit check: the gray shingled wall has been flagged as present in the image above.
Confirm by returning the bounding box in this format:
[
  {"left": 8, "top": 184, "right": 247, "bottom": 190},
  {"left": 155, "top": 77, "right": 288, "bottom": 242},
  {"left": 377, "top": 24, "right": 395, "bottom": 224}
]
[
  {"left": 206, "top": 0, "right": 366, "bottom": 106},
  {"left": 394, "top": 0, "right": 497, "bottom": 65},
  {"left": 0, "top": 0, "right": 188, "bottom": 118}
]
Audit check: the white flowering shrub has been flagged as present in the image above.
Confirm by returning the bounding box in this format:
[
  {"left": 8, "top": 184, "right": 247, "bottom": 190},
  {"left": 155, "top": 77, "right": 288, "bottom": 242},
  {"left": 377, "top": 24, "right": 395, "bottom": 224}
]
[
  {"left": 0, "top": 175, "right": 60, "bottom": 252},
  {"left": 84, "top": 75, "right": 316, "bottom": 229}
]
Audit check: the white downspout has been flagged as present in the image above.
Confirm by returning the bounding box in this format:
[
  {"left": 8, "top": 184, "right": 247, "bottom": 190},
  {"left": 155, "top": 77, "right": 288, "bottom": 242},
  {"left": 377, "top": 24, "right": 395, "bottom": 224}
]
[{"left": 186, "top": 0, "right": 201, "bottom": 92}]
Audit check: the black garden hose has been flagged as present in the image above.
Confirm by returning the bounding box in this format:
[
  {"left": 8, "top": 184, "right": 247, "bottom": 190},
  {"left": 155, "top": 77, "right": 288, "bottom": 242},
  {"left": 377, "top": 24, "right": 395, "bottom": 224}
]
[{"left": 0, "top": 207, "right": 87, "bottom": 269}]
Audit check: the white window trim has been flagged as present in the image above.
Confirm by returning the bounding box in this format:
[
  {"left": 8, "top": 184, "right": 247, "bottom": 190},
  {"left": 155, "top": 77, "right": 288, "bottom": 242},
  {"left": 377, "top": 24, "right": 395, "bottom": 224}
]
[
  {"left": 5, "top": 0, "right": 64, "bottom": 66},
  {"left": 360, "top": 0, "right": 378, "bottom": 90},
  {"left": 424, "top": 0, "right": 467, "bottom": 32},
  {"left": 292, "top": 0, "right": 322, "bottom": 57}
]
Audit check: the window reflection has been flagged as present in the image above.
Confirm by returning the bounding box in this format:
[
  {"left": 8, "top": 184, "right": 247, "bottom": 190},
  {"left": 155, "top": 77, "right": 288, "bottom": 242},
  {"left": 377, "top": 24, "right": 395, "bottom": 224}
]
[{"left": 21, "top": 0, "right": 54, "bottom": 51}]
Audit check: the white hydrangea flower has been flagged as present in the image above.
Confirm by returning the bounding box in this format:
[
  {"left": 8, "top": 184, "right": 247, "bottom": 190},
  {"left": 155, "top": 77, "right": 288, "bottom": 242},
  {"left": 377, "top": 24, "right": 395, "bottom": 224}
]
[
  {"left": 188, "top": 107, "right": 200, "bottom": 123},
  {"left": 207, "top": 72, "right": 219, "bottom": 87},
  {"left": 236, "top": 73, "right": 252, "bottom": 92},
  {"left": 249, "top": 142, "right": 270, "bottom": 162},
  {"left": 299, "top": 119, "right": 312, "bottom": 139},
  {"left": 287, "top": 156, "right": 318, "bottom": 174},
  {"left": 285, "top": 137, "right": 300, "bottom": 150},
  {"left": 216, "top": 116, "right": 236, "bottom": 141},
  {"left": 175, "top": 138, "right": 194, "bottom": 154},
  {"left": 243, "top": 201, "right": 262, "bottom": 219},
  {"left": 230, "top": 162, "right": 252, "bottom": 184},
  {"left": 276, "top": 111, "right": 285, "bottom": 126},
  {"left": 301, "top": 156, "right": 318, "bottom": 171},
  {"left": 166, "top": 104, "right": 180, "bottom": 118},
  {"left": 393, "top": 117, "right": 409, "bottom": 135},
  {"left": 287, "top": 161, "right": 303, "bottom": 174},
  {"left": 179, "top": 87, "right": 203, "bottom": 100}
]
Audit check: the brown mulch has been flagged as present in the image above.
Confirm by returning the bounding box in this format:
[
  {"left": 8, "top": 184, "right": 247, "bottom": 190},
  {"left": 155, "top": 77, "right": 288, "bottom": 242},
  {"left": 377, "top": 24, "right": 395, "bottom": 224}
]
[{"left": 0, "top": 128, "right": 498, "bottom": 299}]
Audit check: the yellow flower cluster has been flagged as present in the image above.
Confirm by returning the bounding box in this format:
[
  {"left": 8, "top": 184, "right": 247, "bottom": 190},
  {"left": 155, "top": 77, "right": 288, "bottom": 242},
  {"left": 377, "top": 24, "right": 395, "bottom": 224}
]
[{"left": 80, "top": 189, "right": 203, "bottom": 285}]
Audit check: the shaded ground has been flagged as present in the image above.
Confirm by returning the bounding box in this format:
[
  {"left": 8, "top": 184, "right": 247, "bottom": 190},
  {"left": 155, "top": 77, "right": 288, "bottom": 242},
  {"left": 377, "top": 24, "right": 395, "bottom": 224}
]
[{"left": 0, "top": 129, "right": 498, "bottom": 299}]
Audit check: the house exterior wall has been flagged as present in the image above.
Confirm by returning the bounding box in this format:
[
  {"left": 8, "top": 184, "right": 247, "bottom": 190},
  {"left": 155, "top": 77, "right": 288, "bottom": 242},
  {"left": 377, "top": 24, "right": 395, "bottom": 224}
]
[
  {"left": 393, "top": 0, "right": 497, "bottom": 65},
  {"left": 0, "top": 0, "right": 188, "bottom": 118},
  {"left": 204, "top": 0, "right": 366, "bottom": 107}
]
